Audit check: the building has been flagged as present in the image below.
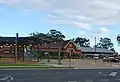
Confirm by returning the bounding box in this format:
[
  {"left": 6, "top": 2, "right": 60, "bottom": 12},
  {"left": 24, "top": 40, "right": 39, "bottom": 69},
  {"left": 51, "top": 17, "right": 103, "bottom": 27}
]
[
  {"left": 80, "top": 47, "right": 116, "bottom": 58},
  {"left": 33, "top": 40, "right": 81, "bottom": 58},
  {"left": 0, "top": 36, "right": 116, "bottom": 60},
  {"left": 0, "top": 37, "right": 81, "bottom": 60}
]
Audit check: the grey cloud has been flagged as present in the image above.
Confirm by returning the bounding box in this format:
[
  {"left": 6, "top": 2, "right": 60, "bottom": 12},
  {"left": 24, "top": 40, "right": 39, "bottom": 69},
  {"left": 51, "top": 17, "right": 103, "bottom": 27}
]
[{"left": 1, "top": 0, "right": 120, "bottom": 28}]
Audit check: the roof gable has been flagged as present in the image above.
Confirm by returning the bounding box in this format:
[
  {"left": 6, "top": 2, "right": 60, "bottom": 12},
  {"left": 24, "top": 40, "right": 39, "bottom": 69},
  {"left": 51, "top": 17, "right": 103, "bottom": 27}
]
[{"left": 64, "top": 41, "right": 76, "bottom": 50}]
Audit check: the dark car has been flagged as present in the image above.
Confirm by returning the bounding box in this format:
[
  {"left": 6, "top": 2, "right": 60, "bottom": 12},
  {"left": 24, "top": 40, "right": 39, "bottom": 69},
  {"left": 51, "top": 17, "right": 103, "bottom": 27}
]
[
  {"left": 115, "top": 57, "right": 120, "bottom": 60},
  {"left": 103, "top": 57, "right": 110, "bottom": 62},
  {"left": 111, "top": 58, "right": 119, "bottom": 63},
  {"left": 103, "top": 58, "right": 119, "bottom": 63}
]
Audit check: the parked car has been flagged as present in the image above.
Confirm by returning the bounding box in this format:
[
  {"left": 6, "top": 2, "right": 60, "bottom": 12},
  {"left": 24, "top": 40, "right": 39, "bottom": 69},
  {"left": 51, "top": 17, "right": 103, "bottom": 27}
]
[
  {"left": 115, "top": 57, "right": 120, "bottom": 60},
  {"left": 111, "top": 58, "right": 120, "bottom": 63},
  {"left": 93, "top": 56, "right": 99, "bottom": 60},
  {"left": 108, "top": 56, "right": 114, "bottom": 59},
  {"left": 103, "top": 57, "right": 120, "bottom": 63},
  {"left": 103, "top": 57, "right": 110, "bottom": 62}
]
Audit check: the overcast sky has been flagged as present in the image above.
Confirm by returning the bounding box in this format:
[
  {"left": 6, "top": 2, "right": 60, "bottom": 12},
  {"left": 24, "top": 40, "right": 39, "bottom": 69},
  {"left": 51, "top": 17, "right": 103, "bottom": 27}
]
[{"left": 0, "top": 0, "right": 120, "bottom": 53}]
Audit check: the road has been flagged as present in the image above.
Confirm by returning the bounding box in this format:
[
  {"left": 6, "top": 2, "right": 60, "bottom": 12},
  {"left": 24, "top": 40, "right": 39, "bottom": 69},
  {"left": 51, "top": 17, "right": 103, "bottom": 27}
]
[{"left": 1, "top": 69, "right": 120, "bottom": 82}]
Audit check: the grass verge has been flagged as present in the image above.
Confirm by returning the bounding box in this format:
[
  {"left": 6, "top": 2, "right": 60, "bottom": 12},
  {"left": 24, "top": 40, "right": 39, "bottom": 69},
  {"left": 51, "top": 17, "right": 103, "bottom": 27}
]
[
  {"left": 0, "top": 63, "right": 44, "bottom": 66},
  {"left": 0, "top": 63, "right": 74, "bottom": 69},
  {"left": 0, "top": 66, "right": 74, "bottom": 69}
]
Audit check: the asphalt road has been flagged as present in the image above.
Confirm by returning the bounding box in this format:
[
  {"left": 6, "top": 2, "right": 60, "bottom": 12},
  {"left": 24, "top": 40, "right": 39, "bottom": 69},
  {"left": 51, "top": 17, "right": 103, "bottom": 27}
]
[{"left": 1, "top": 69, "right": 120, "bottom": 82}]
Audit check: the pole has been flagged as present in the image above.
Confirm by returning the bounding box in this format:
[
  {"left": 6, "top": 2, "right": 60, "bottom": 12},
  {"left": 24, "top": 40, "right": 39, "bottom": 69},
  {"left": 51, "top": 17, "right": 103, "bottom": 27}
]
[
  {"left": 15, "top": 33, "right": 18, "bottom": 64},
  {"left": 95, "top": 36, "right": 96, "bottom": 53},
  {"left": 69, "top": 51, "right": 71, "bottom": 67},
  {"left": 58, "top": 41, "right": 62, "bottom": 65},
  {"left": 58, "top": 47, "right": 61, "bottom": 65},
  {"left": 94, "top": 36, "right": 96, "bottom": 63},
  {"left": 47, "top": 42, "right": 50, "bottom": 62}
]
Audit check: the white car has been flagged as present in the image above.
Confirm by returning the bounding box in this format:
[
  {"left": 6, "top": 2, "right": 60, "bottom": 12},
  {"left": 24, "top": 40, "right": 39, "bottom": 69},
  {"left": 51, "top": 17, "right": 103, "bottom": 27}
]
[
  {"left": 93, "top": 56, "right": 99, "bottom": 60},
  {"left": 109, "top": 56, "right": 114, "bottom": 59}
]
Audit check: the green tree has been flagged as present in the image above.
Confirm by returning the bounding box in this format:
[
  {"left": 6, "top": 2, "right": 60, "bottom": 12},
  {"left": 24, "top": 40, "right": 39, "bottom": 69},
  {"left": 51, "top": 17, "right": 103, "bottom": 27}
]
[
  {"left": 74, "top": 37, "right": 90, "bottom": 47},
  {"left": 47, "top": 29, "right": 65, "bottom": 39},
  {"left": 117, "top": 34, "right": 120, "bottom": 46},
  {"left": 96, "top": 37, "right": 114, "bottom": 50}
]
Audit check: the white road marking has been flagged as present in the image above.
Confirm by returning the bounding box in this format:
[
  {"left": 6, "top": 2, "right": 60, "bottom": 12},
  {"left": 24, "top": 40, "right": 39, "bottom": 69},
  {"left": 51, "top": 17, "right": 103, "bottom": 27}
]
[
  {"left": 0, "top": 76, "right": 13, "bottom": 82},
  {"left": 109, "top": 72, "right": 117, "bottom": 76},
  {"left": 98, "top": 72, "right": 117, "bottom": 77},
  {"left": 98, "top": 72, "right": 108, "bottom": 76}
]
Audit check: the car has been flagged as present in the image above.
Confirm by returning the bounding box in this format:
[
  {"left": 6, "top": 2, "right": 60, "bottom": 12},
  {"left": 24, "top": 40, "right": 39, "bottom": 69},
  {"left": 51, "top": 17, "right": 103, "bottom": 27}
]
[
  {"left": 103, "top": 57, "right": 110, "bottom": 62},
  {"left": 111, "top": 58, "right": 119, "bottom": 63},
  {"left": 103, "top": 58, "right": 120, "bottom": 63},
  {"left": 109, "top": 56, "right": 114, "bottom": 59},
  {"left": 93, "top": 56, "right": 99, "bottom": 60}
]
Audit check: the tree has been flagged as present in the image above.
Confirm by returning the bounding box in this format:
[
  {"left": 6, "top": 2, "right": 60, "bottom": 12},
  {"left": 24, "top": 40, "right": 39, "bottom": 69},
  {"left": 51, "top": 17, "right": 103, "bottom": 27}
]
[
  {"left": 110, "top": 48, "right": 115, "bottom": 52},
  {"left": 95, "top": 37, "right": 114, "bottom": 50},
  {"left": 69, "top": 38, "right": 75, "bottom": 42},
  {"left": 117, "top": 34, "right": 120, "bottom": 46},
  {"left": 74, "top": 37, "right": 90, "bottom": 47},
  {"left": 47, "top": 29, "right": 65, "bottom": 39},
  {"left": 29, "top": 32, "right": 47, "bottom": 38}
]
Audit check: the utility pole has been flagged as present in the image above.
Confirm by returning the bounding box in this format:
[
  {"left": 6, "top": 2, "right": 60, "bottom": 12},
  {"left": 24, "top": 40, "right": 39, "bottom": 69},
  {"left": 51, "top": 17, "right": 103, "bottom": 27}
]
[
  {"left": 95, "top": 36, "right": 96, "bottom": 53},
  {"left": 47, "top": 42, "right": 50, "bottom": 62},
  {"left": 94, "top": 36, "right": 96, "bottom": 63},
  {"left": 58, "top": 47, "right": 61, "bottom": 65},
  {"left": 15, "top": 33, "right": 18, "bottom": 64},
  {"left": 58, "top": 41, "right": 62, "bottom": 65},
  {"left": 69, "top": 50, "right": 72, "bottom": 67}
]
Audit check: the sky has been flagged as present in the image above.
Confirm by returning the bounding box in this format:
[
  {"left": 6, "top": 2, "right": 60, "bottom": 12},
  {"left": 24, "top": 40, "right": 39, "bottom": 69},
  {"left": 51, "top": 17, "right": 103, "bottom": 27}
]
[{"left": 0, "top": 0, "right": 120, "bottom": 52}]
